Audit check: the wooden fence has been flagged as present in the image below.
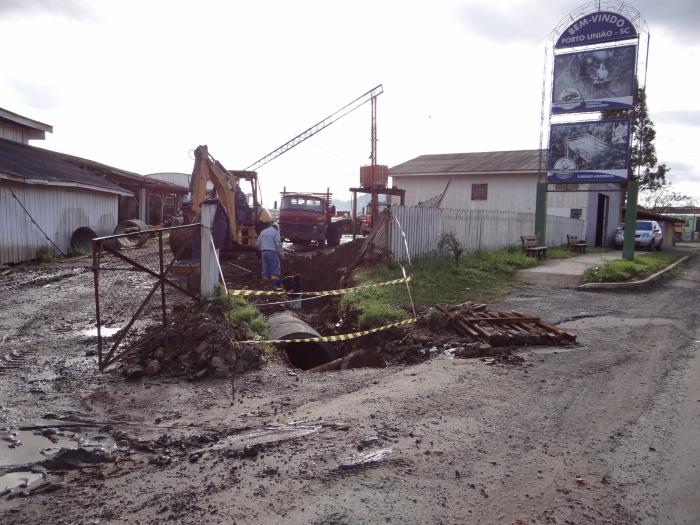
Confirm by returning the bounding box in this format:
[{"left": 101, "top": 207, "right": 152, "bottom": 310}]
[{"left": 388, "top": 206, "right": 585, "bottom": 262}]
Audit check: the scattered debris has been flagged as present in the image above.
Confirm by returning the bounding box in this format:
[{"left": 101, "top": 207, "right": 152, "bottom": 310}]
[{"left": 338, "top": 448, "right": 394, "bottom": 470}]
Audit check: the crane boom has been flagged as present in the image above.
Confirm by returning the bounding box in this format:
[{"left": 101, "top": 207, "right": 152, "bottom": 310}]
[{"left": 244, "top": 84, "right": 383, "bottom": 172}]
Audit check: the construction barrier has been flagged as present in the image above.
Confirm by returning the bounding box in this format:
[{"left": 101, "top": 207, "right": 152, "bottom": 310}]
[
  {"left": 228, "top": 277, "right": 411, "bottom": 297},
  {"left": 239, "top": 318, "right": 417, "bottom": 344}
]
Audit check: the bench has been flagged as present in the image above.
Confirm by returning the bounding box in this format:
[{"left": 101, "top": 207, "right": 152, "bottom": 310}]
[
  {"left": 567, "top": 234, "right": 588, "bottom": 254},
  {"left": 521, "top": 235, "right": 548, "bottom": 260}
]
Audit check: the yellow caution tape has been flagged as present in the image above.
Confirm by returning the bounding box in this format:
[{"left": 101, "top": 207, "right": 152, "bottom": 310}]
[
  {"left": 228, "top": 277, "right": 411, "bottom": 297},
  {"left": 238, "top": 318, "right": 416, "bottom": 344}
]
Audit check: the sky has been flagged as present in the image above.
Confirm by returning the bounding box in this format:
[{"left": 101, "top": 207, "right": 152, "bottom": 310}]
[{"left": 1, "top": 0, "right": 699, "bottom": 207}]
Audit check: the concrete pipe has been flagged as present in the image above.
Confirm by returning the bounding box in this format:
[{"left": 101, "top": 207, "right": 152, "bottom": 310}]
[
  {"left": 71, "top": 226, "right": 98, "bottom": 253},
  {"left": 267, "top": 311, "right": 338, "bottom": 370},
  {"left": 114, "top": 219, "right": 151, "bottom": 249}
]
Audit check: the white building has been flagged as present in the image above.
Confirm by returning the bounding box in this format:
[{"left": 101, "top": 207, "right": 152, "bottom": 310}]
[
  {"left": 389, "top": 149, "right": 622, "bottom": 247},
  {"left": 0, "top": 108, "right": 186, "bottom": 264}
]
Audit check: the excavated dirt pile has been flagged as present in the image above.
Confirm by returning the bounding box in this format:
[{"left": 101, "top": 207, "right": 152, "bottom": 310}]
[
  {"left": 123, "top": 303, "right": 264, "bottom": 379},
  {"left": 283, "top": 238, "right": 366, "bottom": 291}
]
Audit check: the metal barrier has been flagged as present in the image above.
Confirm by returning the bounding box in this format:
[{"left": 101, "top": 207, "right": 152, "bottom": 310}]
[{"left": 91, "top": 224, "right": 200, "bottom": 371}]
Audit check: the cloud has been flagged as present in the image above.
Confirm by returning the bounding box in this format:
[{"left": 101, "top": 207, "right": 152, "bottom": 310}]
[
  {"left": 456, "top": 1, "right": 556, "bottom": 44},
  {"left": 654, "top": 110, "right": 700, "bottom": 127},
  {"left": 6, "top": 79, "right": 61, "bottom": 111},
  {"left": 664, "top": 162, "right": 700, "bottom": 183},
  {"left": 0, "top": 0, "right": 93, "bottom": 19},
  {"left": 457, "top": 0, "right": 700, "bottom": 44},
  {"left": 633, "top": 0, "right": 700, "bottom": 42}
]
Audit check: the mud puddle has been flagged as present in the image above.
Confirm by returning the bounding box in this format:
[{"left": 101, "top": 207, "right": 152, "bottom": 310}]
[
  {"left": 1, "top": 427, "right": 116, "bottom": 468},
  {"left": 80, "top": 326, "right": 121, "bottom": 338},
  {"left": 0, "top": 471, "right": 44, "bottom": 493}
]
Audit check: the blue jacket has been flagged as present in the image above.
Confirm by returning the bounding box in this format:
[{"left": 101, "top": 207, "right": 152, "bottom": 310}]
[{"left": 256, "top": 225, "right": 282, "bottom": 253}]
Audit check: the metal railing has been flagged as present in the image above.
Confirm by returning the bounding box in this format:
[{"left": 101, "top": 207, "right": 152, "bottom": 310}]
[{"left": 91, "top": 224, "right": 200, "bottom": 370}]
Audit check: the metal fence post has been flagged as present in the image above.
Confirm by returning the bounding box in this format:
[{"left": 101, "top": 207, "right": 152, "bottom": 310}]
[{"left": 159, "top": 230, "right": 166, "bottom": 326}]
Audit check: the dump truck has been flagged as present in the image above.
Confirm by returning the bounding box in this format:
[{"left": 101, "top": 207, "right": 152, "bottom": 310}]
[{"left": 278, "top": 188, "right": 350, "bottom": 247}]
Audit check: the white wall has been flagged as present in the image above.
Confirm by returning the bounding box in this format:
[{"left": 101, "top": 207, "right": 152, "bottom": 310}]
[
  {"left": 391, "top": 173, "right": 540, "bottom": 213},
  {"left": 389, "top": 206, "right": 585, "bottom": 262},
  {"left": 0, "top": 122, "right": 28, "bottom": 144},
  {"left": 0, "top": 181, "right": 118, "bottom": 263}
]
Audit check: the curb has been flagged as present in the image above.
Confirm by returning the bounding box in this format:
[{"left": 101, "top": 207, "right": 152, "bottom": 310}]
[{"left": 575, "top": 255, "right": 692, "bottom": 290}]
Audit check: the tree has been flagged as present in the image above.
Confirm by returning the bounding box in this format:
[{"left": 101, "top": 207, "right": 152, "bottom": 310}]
[
  {"left": 602, "top": 87, "right": 668, "bottom": 192},
  {"left": 437, "top": 232, "right": 463, "bottom": 267},
  {"left": 639, "top": 184, "right": 696, "bottom": 213}
]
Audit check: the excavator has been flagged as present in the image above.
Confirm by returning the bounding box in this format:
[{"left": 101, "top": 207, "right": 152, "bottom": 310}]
[
  {"left": 171, "top": 84, "right": 384, "bottom": 256},
  {"left": 170, "top": 145, "right": 272, "bottom": 256}
]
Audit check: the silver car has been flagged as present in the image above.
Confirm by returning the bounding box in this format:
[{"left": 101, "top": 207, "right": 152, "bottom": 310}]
[{"left": 614, "top": 220, "right": 663, "bottom": 251}]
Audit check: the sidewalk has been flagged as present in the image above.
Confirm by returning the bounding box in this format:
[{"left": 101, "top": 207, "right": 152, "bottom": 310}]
[{"left": 515, "top": 250, "right": 652, "bottom": 288}]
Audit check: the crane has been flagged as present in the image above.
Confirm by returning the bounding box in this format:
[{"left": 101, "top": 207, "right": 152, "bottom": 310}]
[{"left": 244, "top": 84, "right": 383, "bottom": 173}]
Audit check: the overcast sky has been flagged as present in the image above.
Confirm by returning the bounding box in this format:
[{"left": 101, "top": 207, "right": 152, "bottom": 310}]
[{"left": 1, "top": 0, "right": 698, "bottom": 206}]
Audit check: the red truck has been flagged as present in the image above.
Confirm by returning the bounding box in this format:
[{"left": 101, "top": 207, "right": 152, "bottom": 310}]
[{"left": 278, "top": 189, "right": 350, "bottom": 247}]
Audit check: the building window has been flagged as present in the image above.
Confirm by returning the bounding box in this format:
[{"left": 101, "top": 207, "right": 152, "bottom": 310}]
[
  {"left": 570, "top": 208, "right": 583, "bottom": 220},
  {"left": 555, "top": 183, "right": 579, "bottom": 190},
  {"left": 471, "top": 183, "right": 488, "bottom": 200}
]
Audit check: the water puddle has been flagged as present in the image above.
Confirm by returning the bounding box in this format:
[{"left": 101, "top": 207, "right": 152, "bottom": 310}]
[
  {"left": 0, "top": 471, "right": 44, "bottom": 493},
  {"left": 0, "top": 427, "right": 116, "bottom": 468},
  {"left": 80, "top": 326, "right": 121, "bottom": 337}
]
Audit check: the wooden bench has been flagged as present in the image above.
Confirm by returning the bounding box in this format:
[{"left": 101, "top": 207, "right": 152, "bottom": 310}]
[
  {"left": 567, "top": 234, "right": 588, "bottom": 254},
  {"left": 521, "top": 235, "right": 548, "bottom": 260}
]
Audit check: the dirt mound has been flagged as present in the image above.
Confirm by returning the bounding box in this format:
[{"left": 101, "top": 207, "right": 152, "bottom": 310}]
[
  {"left": 283, "top": 239, "right": 366, "bottom": 291},
  {"left": 125, "top": 304, "right": 264, "bottom": 379}
]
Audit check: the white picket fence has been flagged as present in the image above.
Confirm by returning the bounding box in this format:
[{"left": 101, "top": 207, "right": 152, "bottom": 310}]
[{"left": 388, "top": 206, "right": 585, "bottom": 262}]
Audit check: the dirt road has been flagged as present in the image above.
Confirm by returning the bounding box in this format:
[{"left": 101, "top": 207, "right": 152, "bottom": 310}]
[{"left": 1, "top": 255, "right": 698, "bottom": 524}]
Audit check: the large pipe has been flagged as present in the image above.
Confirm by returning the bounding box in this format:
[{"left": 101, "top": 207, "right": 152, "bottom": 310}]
[
  {"left": 114, "top": 219, "right": 151, "bottom": 249},
  {"left": 71, "top": 226, "right": 98, "bottom": 253},
  {"left": 267, "top": 312, "right": 337, "bottom": 370}
]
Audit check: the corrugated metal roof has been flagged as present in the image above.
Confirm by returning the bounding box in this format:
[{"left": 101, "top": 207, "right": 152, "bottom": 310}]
[
  {"left": 0, "top": 107, "right": 53, "bottom": 133},
  {"left": 390, "top": 149, "right": 547, "bottom": 176},
  {"left": 0, "top": 138, "right": 187, "bottom": 196},
  {"left": 0, "top": 138, "right": 131, "bottom": 196}
]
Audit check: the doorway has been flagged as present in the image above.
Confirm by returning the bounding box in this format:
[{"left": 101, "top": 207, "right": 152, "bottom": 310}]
[{"left": 594, "top": 193, "right": 609, "bottom": 247}]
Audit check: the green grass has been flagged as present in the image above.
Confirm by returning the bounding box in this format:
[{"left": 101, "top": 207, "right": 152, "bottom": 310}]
[
  {"left": 583, "top": 252, "right": 681, "bottom": 283},
  {"left": 342, "top": 248, "right": 539, "bottom": 327},
  {"left": 547, "top": 245, "right": 576, "bottom": 259},
  {"left": 216, "top": 293, "right": 268, "bottom": 339}
]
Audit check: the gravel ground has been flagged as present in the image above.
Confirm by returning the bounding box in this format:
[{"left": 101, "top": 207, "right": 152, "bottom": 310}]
[{"left": 0, "top": 253, "right": 698, "bottom": 524}]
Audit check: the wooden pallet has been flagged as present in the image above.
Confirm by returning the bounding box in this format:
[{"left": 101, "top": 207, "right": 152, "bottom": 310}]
[{"left": 436, "top": 304, "right": 576, "bottom": 347}]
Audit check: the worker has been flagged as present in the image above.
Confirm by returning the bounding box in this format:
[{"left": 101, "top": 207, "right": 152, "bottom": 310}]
[
  {"left": 235, "top": 184, "right": 251, "bottom": 225},
  {"left": 256, "top": 222, "right": 283, "bottom": 287}
]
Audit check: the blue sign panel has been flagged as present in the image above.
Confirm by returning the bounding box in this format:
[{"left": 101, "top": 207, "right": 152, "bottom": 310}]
[
  {"left": 555, "top": 11, "right": 637, "bottom": 49},
  {"left": 547, "top": 119, "right": 631, "bottom": 183},
  {"left": 552, "top": 45, "right": 637, "bottom": 114}
]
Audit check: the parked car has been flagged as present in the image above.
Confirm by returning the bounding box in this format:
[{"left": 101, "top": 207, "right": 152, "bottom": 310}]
[{"left": 614, "top": 220, "right": 663, "bottom": 251}]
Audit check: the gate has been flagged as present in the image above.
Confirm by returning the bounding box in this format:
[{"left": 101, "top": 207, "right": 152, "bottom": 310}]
[{"left": 91, "top": 224, "right": 200, "bottom": 370}]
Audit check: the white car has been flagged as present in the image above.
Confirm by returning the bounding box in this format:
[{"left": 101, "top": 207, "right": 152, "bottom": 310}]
[{"left": 614, "top": 220, "right": 663, "bottom": 251}]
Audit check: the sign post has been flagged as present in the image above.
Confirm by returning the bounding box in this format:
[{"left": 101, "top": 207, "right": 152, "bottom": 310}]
[{"left": 622, "top": 181, "right": 638, "bottom": 260}]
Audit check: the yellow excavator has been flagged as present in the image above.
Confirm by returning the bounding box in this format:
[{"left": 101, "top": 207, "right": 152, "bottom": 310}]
[
  {"left": 170, "top": 145, "right": 272, "bottom": 257},
  {"left": 188, "top": 144, "right": 271, "bottom": 248}
]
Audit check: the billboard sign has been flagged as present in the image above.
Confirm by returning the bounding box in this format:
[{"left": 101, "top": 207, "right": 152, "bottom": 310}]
[
  {"left": 547, "top": 119, "right": 631, "bottom": 183},
  {"left": 552, "top": 45, "right": 637, "bottom": 114},
  {"left": 555, "top": 11, "right": 637, "bottom": 49}
]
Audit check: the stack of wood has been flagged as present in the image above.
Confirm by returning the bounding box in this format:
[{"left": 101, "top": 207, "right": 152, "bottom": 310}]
[{"left": 436, "top": 302, "right": 576, "bottom": 347}]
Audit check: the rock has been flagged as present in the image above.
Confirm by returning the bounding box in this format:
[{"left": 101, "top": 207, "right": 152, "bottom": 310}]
[
  {"left": 194, "top": 322, "right": 218, "bottom": 341},
  {"left": 210, "top": 356, "right": 227, "bottom": 371},
  {"left": 193, "top": 368, "right": 208, "bottom": 379},
  {"left": 153, "top": 347, "right": 165, "bottom": 360},
  {"left": 144, "top": 359, "right": 161, "bottom": 376},
  {"left": 194, "top": 341, "right": 208, "bottom": 355},
  {"left": 125, "top": 365, "right": 144, "bottom": 379}
]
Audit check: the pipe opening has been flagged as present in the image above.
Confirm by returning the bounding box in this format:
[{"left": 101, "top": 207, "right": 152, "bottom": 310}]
[{"left": 285, "top": 343, "right": 333, "bottom": 371}]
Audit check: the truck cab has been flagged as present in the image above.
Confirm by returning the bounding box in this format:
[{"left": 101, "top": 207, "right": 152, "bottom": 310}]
[{"left": 278, "top": 190, "right": 342, "bottom": 247}]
